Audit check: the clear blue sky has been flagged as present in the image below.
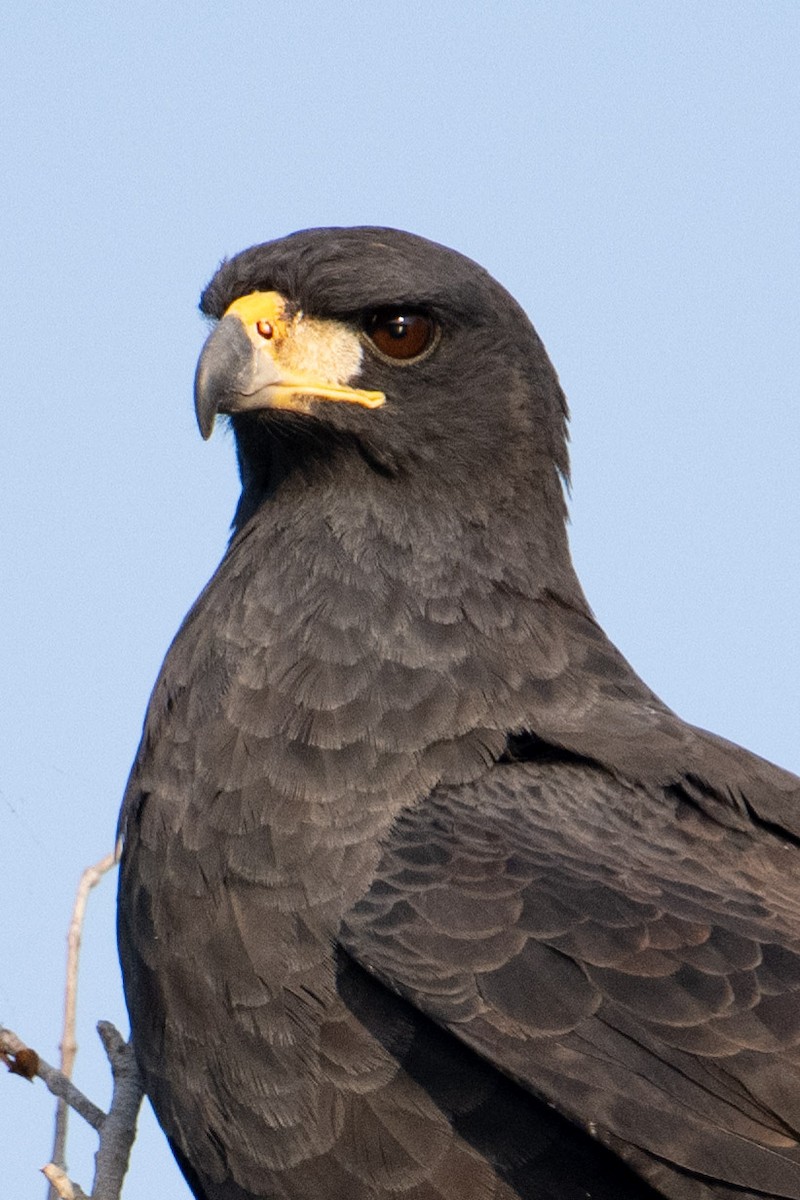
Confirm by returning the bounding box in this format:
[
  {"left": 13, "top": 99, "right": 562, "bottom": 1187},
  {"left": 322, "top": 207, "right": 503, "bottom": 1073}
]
[{"left": 2, "top": 3, "right": 798, "bottom": 1196}]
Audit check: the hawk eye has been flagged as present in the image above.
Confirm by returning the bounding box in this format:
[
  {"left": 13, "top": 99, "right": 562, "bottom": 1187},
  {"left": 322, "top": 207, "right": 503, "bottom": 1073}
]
[{"left": 365, "top": 309, "right": 437, "bottom": 361}]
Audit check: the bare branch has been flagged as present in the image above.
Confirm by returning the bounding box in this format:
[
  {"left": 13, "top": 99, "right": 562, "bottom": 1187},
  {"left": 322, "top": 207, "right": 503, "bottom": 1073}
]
[
  {"left": 92, "top": 1024, "right": 143, "bottom": 1199},
  {"left": 3, "top": 1022, "right": 144, "bottom": 1199},
  {"left": 49, "top": 844, "right": 121, "bottom": 1199},
  {"left": 62, "top": 846, "right": 122, "bottom": 1078},
  {"left": 3, "top": 844, "right": 142, "bottom": 1199},
  {"left": 0, "top": 1027, "right": 105, "bottom": 1131}
]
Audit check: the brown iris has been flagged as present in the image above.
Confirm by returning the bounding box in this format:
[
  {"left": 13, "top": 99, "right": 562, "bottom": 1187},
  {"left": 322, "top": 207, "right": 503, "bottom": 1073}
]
[{"left": 365, "top": 309, "right": 437, "bottom": 361}]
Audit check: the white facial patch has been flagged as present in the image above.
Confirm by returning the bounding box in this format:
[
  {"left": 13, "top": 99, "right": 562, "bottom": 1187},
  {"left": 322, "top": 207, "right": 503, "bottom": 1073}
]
[{"left": 276, "top": 313, "right": 365, "bottom": 389}]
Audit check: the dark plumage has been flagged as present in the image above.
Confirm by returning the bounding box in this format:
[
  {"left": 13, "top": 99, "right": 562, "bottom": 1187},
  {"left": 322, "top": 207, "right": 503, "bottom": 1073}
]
[{"left": 118, "top": 227, "right": 800, "bottom": 1200}]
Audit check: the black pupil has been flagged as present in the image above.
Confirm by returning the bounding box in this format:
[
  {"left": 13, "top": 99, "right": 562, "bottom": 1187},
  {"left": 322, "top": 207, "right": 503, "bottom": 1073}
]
[{"left": 387, "top": 317, "right": 410, "bottom": 338}]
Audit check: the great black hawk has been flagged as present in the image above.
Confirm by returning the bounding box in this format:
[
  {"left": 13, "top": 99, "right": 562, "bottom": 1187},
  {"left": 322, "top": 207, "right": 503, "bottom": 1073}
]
[{"left": 118, "top": 227, "right": 800, "bottom": 1200}]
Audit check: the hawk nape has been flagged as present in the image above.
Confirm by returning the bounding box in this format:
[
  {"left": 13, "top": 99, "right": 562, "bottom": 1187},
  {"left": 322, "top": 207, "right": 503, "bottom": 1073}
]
[{"left": 118, "top": 227, "right": 800, "bottom": 1200}]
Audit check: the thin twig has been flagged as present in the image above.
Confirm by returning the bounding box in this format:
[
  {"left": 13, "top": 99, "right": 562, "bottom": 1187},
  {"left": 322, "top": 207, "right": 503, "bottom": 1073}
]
[
  {"left": 0, "top": 1027, "right": 105, "bottom": 1130},
  {"left": 49, "top": 845, "right": 121, "bottom": 1199},
  {"left": 62, "top": 846, "right": 122, "bottom": 1077}
]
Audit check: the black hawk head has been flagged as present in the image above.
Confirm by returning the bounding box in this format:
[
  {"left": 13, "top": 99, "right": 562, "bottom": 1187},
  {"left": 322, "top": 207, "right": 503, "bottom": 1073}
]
[{"left": 194, "top": 227, "right": 573, "bottom": 580}]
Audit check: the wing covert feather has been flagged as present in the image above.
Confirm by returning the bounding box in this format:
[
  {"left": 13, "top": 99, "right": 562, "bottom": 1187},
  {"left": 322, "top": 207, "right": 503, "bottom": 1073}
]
[{"left": 341, "top": 761, "right": 800, "bottom": 1197}]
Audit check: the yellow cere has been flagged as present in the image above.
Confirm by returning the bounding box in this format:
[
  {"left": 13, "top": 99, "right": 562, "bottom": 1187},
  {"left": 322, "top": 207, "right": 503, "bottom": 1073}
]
[{"left": 225, "top": 291, "right": 292, "bottom": 339}]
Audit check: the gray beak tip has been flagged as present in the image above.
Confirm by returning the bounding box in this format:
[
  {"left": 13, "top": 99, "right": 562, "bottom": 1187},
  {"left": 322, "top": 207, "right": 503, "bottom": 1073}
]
[{"left": 193, "top": 316, "right": 255, "bottom": 441}]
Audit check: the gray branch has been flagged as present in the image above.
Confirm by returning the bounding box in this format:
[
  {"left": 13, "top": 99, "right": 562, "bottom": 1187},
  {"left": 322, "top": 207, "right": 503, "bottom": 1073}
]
[
  {"left": 91, "top": 1023, "right": 143, "bottom": 1199},
  {"left": 0, "top": 1027, "right": 105, "bottom": 1130},
  {"left": 1, "top": 1023, "right": 144, "bottom": 1200}
]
